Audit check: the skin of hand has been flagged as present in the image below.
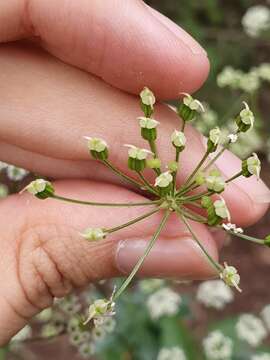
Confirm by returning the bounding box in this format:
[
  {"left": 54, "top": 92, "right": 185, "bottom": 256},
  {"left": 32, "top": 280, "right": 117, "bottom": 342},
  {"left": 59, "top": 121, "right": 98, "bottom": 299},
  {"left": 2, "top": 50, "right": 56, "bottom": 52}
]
[{"left": 0, "top": 0, "right": 269, "bottom": 345}]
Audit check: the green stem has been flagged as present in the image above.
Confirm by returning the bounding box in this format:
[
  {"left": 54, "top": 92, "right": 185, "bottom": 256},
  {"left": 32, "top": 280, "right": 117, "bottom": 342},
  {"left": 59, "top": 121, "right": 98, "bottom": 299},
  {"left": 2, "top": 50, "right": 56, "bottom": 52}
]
[
  {"left": 52, "top": 194, "right": 160, "bottom": 207},
  {"left": 172, "top": 148, "right": 181, "bottom": 194},
  {"left": 137, "top": 172, "right": 159, "bottom": 195},
  {"left": 106, "top": 208, "right": 160, "bottom": 233},
  {"left": 181, "top": 120, "right": 186, "bottom": 132},
  {"left": 148, "top": 140, "right": 161, "bottom": 175},
  {"left": 181, "top": 207, "right": 207, "bottom": 223},
  {"left": 103, "top": 160, "right": 143, "bottom": 189},
  {"left": 176, "top": 211, "right": 222, "bottom": 273},
  {"left": 179, "top": 151, "right": 209, "bottom": 191},
  {"left": 225, "top": 171, "right": 243, "bottom": 184},
  {"left": 113, "top": 210, "right": 171, "bottom": 300},
  {"left": 222, "top": 228, "right": 265, "bottom": 245},
  {"left": 203, "top": 147, "right": 227, "bottom": 172},
  {"left": 182, "top": 190, "right": 214, "bottom": 203}
]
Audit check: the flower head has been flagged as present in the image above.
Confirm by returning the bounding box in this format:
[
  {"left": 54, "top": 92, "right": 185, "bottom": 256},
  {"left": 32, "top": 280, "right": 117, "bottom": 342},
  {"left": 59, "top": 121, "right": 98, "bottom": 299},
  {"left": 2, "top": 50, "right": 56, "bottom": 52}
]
[
  {"left": 81, "top": 228, "right": 107, "bottom": 241},
  {"left": 154, "top": 171, "right": 173, "bottom": 188},
  {"left": 171, "top": 130, "right": 186, "bottom": 148},
  {"left": 240, "top": 102, "right": 255, "bottom": 127},
  {"left": 213, "top": 197, "right": 231, "bottom": 221},
  {"left": 242, "top": 5, "right": 270, "bottom": 38},
  {"left": 197, "top": 280, "right": 234, "bottom": 310},
  {"left": 220, "top": 263, "right": 241, "bottom": 292},
  {"left": 140, "top": 87, "right": 156, "bottom": 108},
  {"left": 146, "top": 287, "right": 181, "bottom": 320},
  {"left": 124, "top": 144, "right": 153, "bottom": 160},
  {"left": 23, "top": 179, "right": 54, "bottom": 199},
  {"left": 236, "top": 314, "right": 267, "bottom": 347},
  {"left": 84, "top": 298, "right": 115, "bottom": 326},
  {"left": 206, "top": 170, "right": 225, "bottom": 193},
  {"left": 84, "top": 137, "right": 107, "bottom": 152},
  {"left": 228, "top": 133, "right": 238, "bottom": 143},
  {"left": 247, "top": 153, "right": 261, "bottom": 178},
  {"left": 157, "top": 347, "right": 187, "bottom": 360},
  {"left": 182, "top": 93, "right": 205, "bottom": 112},
  {"left": 138, "top": 117, "right": 159, "bottom": 129},
  {"left": 203, "top": 330, "right": 233, "bottom": 360},
  {"left": 222, "top": 223, "right": 243, "bottom": 234},
  {"left": 209, "top": 127, "right": 221, "bottom": 146}
]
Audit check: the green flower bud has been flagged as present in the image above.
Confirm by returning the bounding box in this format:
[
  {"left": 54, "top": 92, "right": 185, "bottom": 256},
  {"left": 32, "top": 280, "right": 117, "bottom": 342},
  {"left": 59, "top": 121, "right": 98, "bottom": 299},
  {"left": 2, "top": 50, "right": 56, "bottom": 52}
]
[
  {"left": 195, "top": 172, "right": 205, "bottom": 186},
  {"left": 171, "top": 130, "right": 186, "bottom": 150},
  {"left": 168, "top": 161, "right": 178, "bottom": 172},
  {"left": 207, "top": 127, "right": 221, "bottom": 153},
  {"left": 220, "top": 263, "right": 241, "bottom": 292},
  {"left": 146, "top": 158, "right": 161, "bottom": 169},
  {"left": 154, "top": 171, "right": 173, "bottom": 196},
  {"left": 242, "top": 153, "right": 261, "bottom": 179},
  {"left": 201, "top": 196, "right": 230, "bottom": 226},
  {"left": 177, "top": 93, "right": 204, "bottom": 122},
  {"left": 138, "top": 117, "right": 159, "bottom": 141},
  {"left": 84, "top": 137, "right": 108, "bottom": 160},
  {"left": 205, "top": 170, "right": 225, "bottom": 193},
  {"left": 24, "top": 179, "right": 54, "bottom": 199},
  {"left": 140, "top": 87, "right": 156, "bottom": 117},
  {"left": 235, "top": 102, "right": 254, "bottom": 132},
  {"left": 124, "top": 144, "right": 153, "bottom": 172},
  {"left": 80, "top": 228, "right": 107, "bottom": 241},
  {"left": 264, "top": 235, "right": 270, "bottom": 247}
]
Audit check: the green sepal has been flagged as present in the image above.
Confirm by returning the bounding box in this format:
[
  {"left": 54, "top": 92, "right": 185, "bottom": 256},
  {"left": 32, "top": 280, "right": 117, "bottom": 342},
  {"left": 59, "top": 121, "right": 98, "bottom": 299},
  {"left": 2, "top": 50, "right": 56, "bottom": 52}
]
[
  {"left": 128, "top": 158, "right": 146, "bottom": 172},
  {"left": 90, "top": 148, "right": 108, "bottom": 161},
  {"left": 177, "top": 103, "right": 196, "bottom": 122},
  {"left": 140, "top": 101, "right": 153, "bottom": 117},
  {"left": 207, "top": 139, "right": 218, "bottom": 153},
  {"left": 141, "top": 128, "right": 157, "bottom": 141},
  {"left": 157, "top": 184, "right": 172, "bottom": 197},
  {"left": 35, "top": 183, "right": 55, "bottom": 200},
  {"left": 235, "top": 115, "right": 251, "bottom": 132},
  {"left": 242, "top": 159, "right": 251, "bottom": 178}
]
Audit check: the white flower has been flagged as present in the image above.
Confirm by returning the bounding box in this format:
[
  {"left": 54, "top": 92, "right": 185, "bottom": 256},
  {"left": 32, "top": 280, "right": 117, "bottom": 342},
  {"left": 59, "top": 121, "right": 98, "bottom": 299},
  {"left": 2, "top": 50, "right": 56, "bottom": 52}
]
[
  {"left": 252, "top": 354, "right": 270, "bottom": 360},
  {"left": 146, "top": 287, "right": 181, "bottom": 320},
  {"left": 171, "top": 130, "right": 186, "bottom": 148},
  {"left": 78, "top": 342, "right": 95, "bottom": 358},
  {"left": 11, "top": 325, "right": 32, "bottom": 342},
  {"left": 206, "top": 171, "right": 225, "bottom": 193},
  {"left": 239, "top": 72, "right": 260, "bottom": 93},
  {"left": 236, "top": 314, "right": 267, "bottom": 347},
  {"left": 261, "top": 304, "right": 270, "bottom": 331},
  {"left": 217, "top": 66, "right": 243, "bottom": 89},
  {"left": 220, "top": 263, "right": 241, "bottom": 292},
  {"left": 92, "top": 326, "right": 106, "bottom": 342},
  {"left": 100, "top": 317, "right": 116, "bottom": 333},
  {"left": 242, "top": 5, "right": 270, "bottom": 38},
  {"left": 24, "top": 179, "right": 52, "bottom": 195},
  {"left": 257, "top": 63, "right": 270, "bottom": 82},
  {"left": 154, "top": 171, "right": 173, "bottom": 188},
  {"left": 228, "top": 134, "right": 238, "bottom": 143},
  {"left": 0, "top": 161, "right": 8, "bottom": 170},
  {"left": 84, "top": 298, "right": 115, "bottom": 326},
  {"left": 240, "top": 102, "right": 255, "bottom": 128},
  {"left": 7, "top": 165, "right": 29, "bottom": 181},
  {"left": 209, "top": 127, "right": 221, "bottom": 146},
  {"left": 139, "top": 279, "right": 165, "bottom": 294},
  {"left": 222, "top": 223, "right": 243, "bottom": 234},
  {"left": 197, "top": 280, "right": 234, "bottom": 310},
  {"left": 203, "top": 330, "right": 233, "bottom": 360},
  {"left": 84, "top": 136, "right": 108, "bottom": 152},
  {"left": 124, "top": 144, "right": 153, "bottom": 160},
  {"left": 157, "top": 347, "right": 187, "bottom": 360},
  {"left": 80, "top": 228, "right": 106, "bottom": 241},
  {"left": 140, "top": 87, "right": 156, "bottom": 108},
  {"left": 213, "top": 198, "right": 231, "bottom": 221},
  {"left": 138, "top": 117, "right": 159, "bottom": 129},
  {"left": 182, "top": 93, "right": 204, "bottom": 112},
  {"left": 247, "top": 153, "right": 261, "bottom": 178}
]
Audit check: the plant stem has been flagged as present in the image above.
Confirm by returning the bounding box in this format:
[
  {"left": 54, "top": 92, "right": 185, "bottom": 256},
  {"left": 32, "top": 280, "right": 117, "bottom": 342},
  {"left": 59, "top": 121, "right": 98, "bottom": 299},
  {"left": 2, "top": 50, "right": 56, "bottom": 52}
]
[
  {"left": 52, "top": 194, "right": 160, "bottom": 207},
  {"left": 176, "top": 211, "right": 222, "bottom": 273},
  {"left": 182, "top": 190, "right": 214, "bottom": 203},
  {"left": 137, "top": 172, "right": 159, "bottom": 195},
  {"left": 113, "top": 210, "right": 171, "bottom": 300},
  {"left": 222, "top": 228, "right": 265, "bottom": 245},
  {"left": 103, "top": 160, "right": 143, "bottom": 189},
  {"left": 181, "top": 207, "right": 207, "bottom": 223},
  {"left": 148, "top": 140, "right": 161, "bottom": 175},
  {"left": 179, "top": 151, "right": 209, "bottom": 192},
  {"left": 225, "top": 171, "right": 243, "bottom": 183},
  {"left": 106, "top": 208, "right": 160, "bottom": 233}
]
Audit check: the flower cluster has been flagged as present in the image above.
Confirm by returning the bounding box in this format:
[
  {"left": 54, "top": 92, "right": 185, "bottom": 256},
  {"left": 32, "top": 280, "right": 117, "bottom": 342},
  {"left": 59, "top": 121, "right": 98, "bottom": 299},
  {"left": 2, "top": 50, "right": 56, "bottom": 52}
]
[
  {"left": 242, "top": 5, "right": 270, "bottom": 38},
  {"left": 23, "top": 87, "right": 270, "bottom": 331},
  {"left": 203, "top": 330, "right": 233, "bottom": 360},
  {"left": 0, "top": 161, "right": 29, "bottom": 181}
]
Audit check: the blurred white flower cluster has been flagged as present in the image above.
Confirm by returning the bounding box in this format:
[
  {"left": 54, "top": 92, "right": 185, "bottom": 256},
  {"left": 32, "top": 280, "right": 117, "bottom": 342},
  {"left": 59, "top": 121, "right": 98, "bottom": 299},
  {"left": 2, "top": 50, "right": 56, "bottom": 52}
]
[
  {"left": 197, "top": 280, "right": 234, "bottom": 310},
  {"left": 0, "top": 161, "right": 29, "bottom": 181},
  {"left": 252, "top": 354, "right": 270, "bottom": 360},
  {"left": 203, "top": 330, "right": 233, "bottom": 360},
  {"left": 242, "top": 5, "right": 270, "bottom": 38},
  {"left": 157, "top": 346, "right": 186, "bottom": 360},
  {"left": 146, "top": 287, "right": 181, "bottom": 320},
  {"left": 236, "top": 314, "right": 267, "bottom": 347}
]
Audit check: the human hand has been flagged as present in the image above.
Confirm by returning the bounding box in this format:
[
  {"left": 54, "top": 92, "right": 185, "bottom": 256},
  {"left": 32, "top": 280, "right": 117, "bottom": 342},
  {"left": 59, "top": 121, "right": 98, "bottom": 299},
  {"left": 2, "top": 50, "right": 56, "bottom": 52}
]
[{"left": 0, "top": 0, "right": 269, "bottom": 344}]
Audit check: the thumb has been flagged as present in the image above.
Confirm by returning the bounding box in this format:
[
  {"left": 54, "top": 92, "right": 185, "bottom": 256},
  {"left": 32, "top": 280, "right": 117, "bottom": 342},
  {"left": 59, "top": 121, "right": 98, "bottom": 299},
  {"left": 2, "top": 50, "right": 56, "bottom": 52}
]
[
  {"left": 0, "top": 179, "right": 218, "bottom": 344},
  {"left": 0, "top": 0, "right": 209, "bottom": 99}
]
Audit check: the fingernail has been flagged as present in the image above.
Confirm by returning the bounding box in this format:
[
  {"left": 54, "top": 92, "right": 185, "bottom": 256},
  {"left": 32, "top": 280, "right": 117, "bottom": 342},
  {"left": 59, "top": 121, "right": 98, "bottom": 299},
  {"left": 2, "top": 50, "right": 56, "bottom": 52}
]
[
  {"left": 116, "top": 237, "right": 217, "bottom": 280},
  {"left": 202, "top": 137, "right": 270, "bottom": 203},
  {"left": 146, "top": 6, "right": 207, "bottom": 55}
]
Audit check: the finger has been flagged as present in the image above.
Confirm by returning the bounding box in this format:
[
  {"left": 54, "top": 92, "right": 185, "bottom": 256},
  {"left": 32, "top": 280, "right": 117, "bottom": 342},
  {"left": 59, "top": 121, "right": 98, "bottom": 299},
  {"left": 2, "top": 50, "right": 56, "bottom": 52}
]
[
  {"left": 0, "top": 44, "right": 268, "bottom": 227},
  {"left": 0, "top": 179, "right": 218, "bottom": 344},
  {"left": 0, "top": 0, "right": 209, "bottom": 99}
]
